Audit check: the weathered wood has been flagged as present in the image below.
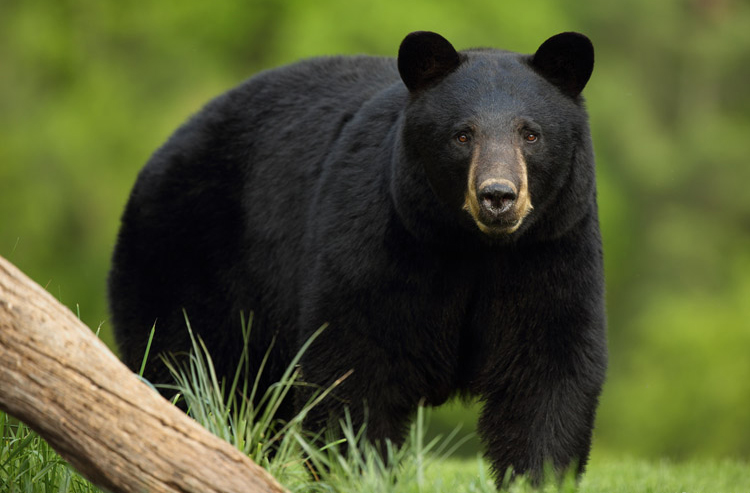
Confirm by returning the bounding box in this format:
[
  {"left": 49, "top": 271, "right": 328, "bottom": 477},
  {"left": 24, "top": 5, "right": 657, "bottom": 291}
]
[{"left": 0, "top": 255, "right": 288, "bottom": 493}]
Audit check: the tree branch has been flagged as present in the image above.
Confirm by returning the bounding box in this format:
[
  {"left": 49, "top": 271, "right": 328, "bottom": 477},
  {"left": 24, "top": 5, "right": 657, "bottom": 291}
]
[{"left": 0, "top": 255, "right": 288, "bottom": 493}]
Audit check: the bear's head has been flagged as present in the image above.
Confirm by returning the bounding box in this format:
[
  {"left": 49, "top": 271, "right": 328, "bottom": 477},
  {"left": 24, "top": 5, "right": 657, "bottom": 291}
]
[{"left": 394, "top": 31, "right": 596, "bottom": 244}]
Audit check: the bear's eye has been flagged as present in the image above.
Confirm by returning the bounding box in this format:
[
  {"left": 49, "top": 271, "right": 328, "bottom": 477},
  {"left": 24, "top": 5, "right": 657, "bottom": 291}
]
[
  {"left": 455, "top": 133, "right": 471, "bottom": 144},
  {"left": 524, "top": 133, "right": 538, "bottom": 143}
]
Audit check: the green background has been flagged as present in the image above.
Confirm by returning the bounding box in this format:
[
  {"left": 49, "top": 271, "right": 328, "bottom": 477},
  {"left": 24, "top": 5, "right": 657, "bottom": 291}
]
[{"left": 2, "top": 0, "right": 749, "bottom": 462}]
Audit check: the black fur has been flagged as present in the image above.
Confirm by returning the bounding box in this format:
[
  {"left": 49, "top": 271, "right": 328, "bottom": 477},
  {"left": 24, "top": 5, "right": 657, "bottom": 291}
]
[{"left": 109, "top": 31, "right": 607, "bottom": 486}]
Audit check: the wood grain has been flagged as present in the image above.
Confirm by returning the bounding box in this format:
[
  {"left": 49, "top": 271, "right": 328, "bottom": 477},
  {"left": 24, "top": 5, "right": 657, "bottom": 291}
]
[{"left": 0, "top": 255, "right": 288, "bottom": 493}]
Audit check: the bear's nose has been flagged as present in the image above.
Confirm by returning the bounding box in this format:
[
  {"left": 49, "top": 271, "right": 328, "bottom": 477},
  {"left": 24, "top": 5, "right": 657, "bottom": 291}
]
[{"left": 478, "top": 181, "right": 517, "bottom": 217}]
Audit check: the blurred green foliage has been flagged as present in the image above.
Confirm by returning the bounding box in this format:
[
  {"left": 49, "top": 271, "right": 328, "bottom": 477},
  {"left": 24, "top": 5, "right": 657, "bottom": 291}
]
[{"left": 2, "top": 0, "right": 749, "bottom": 461}]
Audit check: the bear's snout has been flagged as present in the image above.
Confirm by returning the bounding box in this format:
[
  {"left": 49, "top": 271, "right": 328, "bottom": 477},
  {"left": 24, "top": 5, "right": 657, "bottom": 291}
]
[
  {"left": 464, "top": 174, "right": 532, "bottom": 236},
  {"left": 478, "top": 180, "right": 517, "bottom": 217}
]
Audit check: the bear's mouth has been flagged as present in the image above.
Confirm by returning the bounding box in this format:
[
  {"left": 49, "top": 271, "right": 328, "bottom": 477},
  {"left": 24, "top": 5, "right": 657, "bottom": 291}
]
[
  {"left": 474, "top": 216, "right": 524, "bottom": 236},
  {"left": 462, "top": 197, "right": 532, "bottom": 237}
]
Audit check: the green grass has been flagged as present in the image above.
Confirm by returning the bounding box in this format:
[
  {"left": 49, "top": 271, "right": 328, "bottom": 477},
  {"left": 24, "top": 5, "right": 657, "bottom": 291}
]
[
  {"left": 0, "top": 412, "right": 98, "bottom": 493},
  {"left": 581, "top": 456, "right": 750, "bottom": 493},
  {"left": 3, "top": 408, "right": 750, "bottom": 492},
  {"left": 2, "top": 320, "right": 749, "bottom": 492},
  {"left": 430, "top": 457, "right": 750, "bottom": 493}
]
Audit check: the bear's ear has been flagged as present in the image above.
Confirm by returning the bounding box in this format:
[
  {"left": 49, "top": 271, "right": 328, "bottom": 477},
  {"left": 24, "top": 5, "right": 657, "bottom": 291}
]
[
  {"left": 398, "top": 31, "right": 462, "bottom": 93},
  {"left": 531, "top": 32, "right": 594, "bottom": 98}
]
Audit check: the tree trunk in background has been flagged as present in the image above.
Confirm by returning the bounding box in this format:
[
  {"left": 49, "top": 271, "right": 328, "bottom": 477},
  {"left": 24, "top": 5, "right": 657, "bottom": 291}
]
[{"left": 0, "top": 255, "right": 288, "bottom": 493}]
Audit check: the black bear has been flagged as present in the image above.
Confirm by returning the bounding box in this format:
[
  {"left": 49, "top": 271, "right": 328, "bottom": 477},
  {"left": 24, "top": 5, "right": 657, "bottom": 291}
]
[{"left": 108, "top": 31, "right": 607, "bottom": 485}]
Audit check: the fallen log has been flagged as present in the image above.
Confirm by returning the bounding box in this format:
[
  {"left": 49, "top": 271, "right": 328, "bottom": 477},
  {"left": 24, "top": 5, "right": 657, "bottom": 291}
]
[{"left": 0, "top": 255, "right": 288, "bottom": 493}]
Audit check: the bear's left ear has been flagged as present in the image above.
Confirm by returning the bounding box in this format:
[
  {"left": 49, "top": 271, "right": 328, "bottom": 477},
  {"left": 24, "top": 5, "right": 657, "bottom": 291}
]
[
  {"left": 398, "top": 31, "right": 462, "bottom": 93},
  {"left": 531, "top": 32, "right": 594, "bottom": 98}
]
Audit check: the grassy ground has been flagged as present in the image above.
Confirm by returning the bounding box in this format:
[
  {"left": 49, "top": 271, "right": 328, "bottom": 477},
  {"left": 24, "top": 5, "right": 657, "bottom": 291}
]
[
  {"left": 3, "top": 415, "right": 750, "bottom": 493},
  {"left": 580, "top": 457, "right": 750, "bottom": 493},
  {"left": 2, "top": 326, "right": 749, "bottom": 492},
  {"left": 429, "top": 456, "right": 750, "bottom": 493}
]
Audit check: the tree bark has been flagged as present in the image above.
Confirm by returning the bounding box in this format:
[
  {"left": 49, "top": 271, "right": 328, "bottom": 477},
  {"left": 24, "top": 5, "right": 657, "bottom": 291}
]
[{"left": 0, "top": 255, "right": 288, "bottom": 493}]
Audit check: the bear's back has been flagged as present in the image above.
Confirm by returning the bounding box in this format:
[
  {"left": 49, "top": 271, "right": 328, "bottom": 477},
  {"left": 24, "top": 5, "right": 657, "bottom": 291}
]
[
  {"left": 109, "top": 54, "right": 404, "bottom": 381},
  {"left": 221, "top": 55, "right": 400, "bottom": 124}
]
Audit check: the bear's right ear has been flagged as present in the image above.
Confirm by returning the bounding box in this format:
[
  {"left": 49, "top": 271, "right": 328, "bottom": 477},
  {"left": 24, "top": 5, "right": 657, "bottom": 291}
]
[{"left": 398, "top": 31, "right": 461, "bottom": 93}]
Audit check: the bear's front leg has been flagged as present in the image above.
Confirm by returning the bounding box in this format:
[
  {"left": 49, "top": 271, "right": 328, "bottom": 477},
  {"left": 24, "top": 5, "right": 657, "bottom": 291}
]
[
  {"left": 477, "top": 335, "right": 606, "bottom": 487},
  {"left": 294, "top": 231, "right": 470, "bottom": 455},
  {"left": 294, "top": 326, "right": 418, "bottom": 450}
]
